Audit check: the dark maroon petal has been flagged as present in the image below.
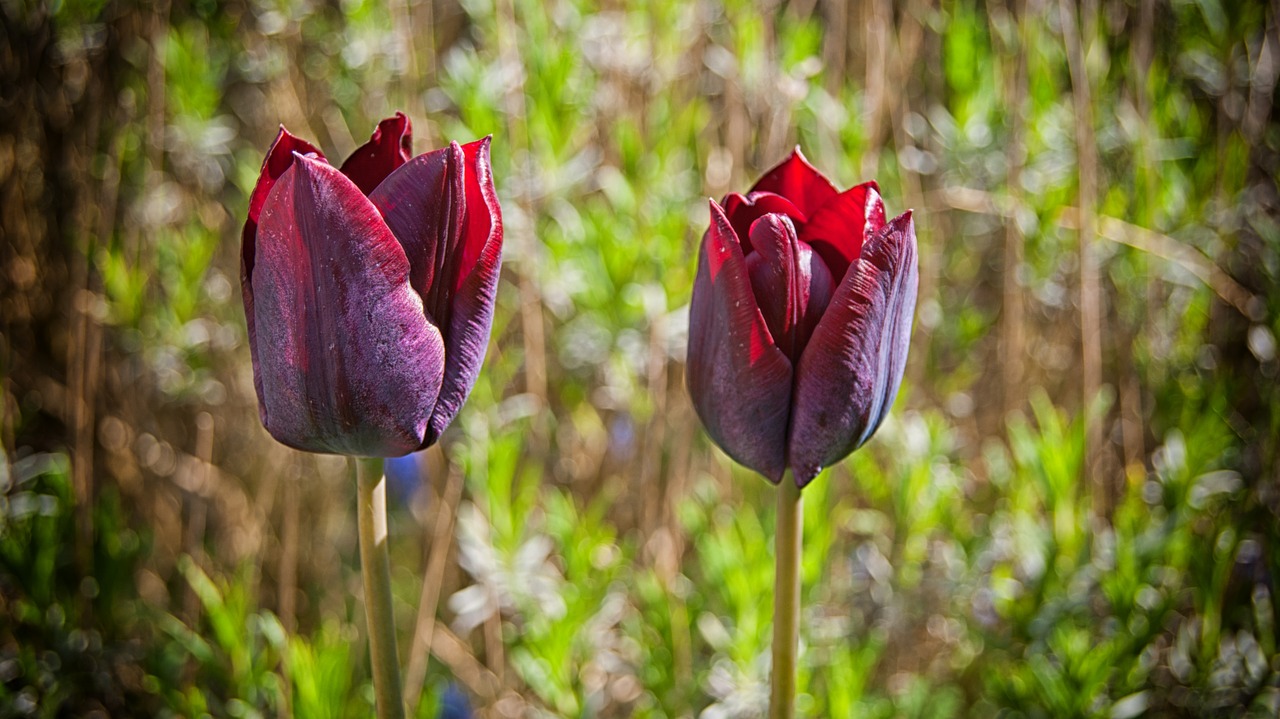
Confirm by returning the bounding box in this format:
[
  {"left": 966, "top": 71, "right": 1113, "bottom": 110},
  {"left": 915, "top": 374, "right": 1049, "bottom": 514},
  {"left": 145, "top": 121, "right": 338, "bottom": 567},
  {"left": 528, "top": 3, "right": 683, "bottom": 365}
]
[
  {"left": 370, "top": 137, "right": 502, "bottom": 446},
  {"left": 339, "top": 112, "right": 414, "bottom": 195},
  {"left": 370, "top": 142, "right": 466, "bottom": 329},
  {"left": 745, "top": 215, "right": 802, "bottom": 357},
  {"left": 787, "top": 211, "right": 918, "bottom": 487},
  {"left": 743, "top": 215, "right": 833, "bottom": 362},
  {"left": 242, "top": 126, "right": 325, "bottom": 426},
  {"left": 722, "top": 191, "right": 807, "bottom": 255},
  {"left": 798, "top": 181, "right": 885, "bottom": 280},
  {"left": 422, "top": 137, "right": 503, "bottom": 446},
  {"left": 686, "top": 200, "right": 793, "bottom": 483},
  {"left": 748, "top": 147, "right": 839, "bottom": 217},
  {"left": 251, "top": 153, "right": 444, "bottom": 456}
]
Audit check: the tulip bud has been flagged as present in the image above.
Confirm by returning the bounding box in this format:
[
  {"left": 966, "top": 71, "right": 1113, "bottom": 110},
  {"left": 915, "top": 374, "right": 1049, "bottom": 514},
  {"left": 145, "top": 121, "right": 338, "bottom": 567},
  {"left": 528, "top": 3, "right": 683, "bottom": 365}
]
[
  {"left": 241, "top": 114, "right": 503, "bottom": 457},
  {"left": 687, "top": 148, "right": 918, "bottom": 487}
]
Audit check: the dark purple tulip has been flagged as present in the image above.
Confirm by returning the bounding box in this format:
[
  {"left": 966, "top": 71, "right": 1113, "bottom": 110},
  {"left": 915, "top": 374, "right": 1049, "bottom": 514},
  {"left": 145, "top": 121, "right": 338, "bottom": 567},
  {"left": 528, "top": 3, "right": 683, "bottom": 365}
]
[
  {"left": 241, "top": 113, "right": 503, "bottom": 457},
  {"left": 687, "top": 148, "right": 918, "bottom": 487}
]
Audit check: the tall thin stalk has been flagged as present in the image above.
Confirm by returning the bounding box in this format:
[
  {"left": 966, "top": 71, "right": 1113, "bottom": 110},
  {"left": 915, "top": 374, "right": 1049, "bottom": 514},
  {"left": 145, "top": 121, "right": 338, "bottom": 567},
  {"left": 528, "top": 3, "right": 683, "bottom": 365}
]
[
  {"left": 356, "top": 457, "right": 406, "bottom": 719},
  {"left": 769, "top": 476, "right": 803, "bottom": 719},
  {"left": 1059, "top": 0, "right": 1105, "bottom": 512}
]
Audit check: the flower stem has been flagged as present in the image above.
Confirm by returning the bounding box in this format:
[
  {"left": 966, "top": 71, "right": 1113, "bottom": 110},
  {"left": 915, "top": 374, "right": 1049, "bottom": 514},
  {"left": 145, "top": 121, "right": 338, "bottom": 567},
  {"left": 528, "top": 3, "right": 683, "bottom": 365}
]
[
  {"left": 769, "top": 475, "right": 803, "bottom": 719},
  {"left": 355, "top": 457, "right": 406, "bottom": 719}
]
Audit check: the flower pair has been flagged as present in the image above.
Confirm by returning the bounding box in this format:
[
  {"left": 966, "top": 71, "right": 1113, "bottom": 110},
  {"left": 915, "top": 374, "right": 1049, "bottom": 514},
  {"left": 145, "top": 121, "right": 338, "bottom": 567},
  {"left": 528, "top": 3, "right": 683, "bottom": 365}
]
[{"left": 242, "top": 116, "right": 917, "bottom": 486}]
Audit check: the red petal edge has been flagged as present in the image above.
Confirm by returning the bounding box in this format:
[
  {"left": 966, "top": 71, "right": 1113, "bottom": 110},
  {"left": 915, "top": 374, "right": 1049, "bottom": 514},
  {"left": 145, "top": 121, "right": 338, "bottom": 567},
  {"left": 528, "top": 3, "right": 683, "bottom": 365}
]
[
  {"left": 339, "top": 112, "right": 414, "bottom": 195},
  {"left": 748, "top": 146, "right": 839, "bottom": 217},
  {"left": 422, "top": 136, "right": 504, "bottom": 446},
  {"left": 685, "top": 199, "right": 793, "bottom": 483},
  {"left": 242, "top": 126, "right": 325, "bottom": 426}
]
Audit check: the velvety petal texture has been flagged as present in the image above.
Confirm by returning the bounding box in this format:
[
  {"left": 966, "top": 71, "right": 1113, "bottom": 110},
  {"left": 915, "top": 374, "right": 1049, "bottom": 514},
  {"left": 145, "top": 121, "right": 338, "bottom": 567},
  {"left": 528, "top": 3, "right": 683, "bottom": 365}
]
[
  {"left": 240, "top": 115, "right": 503, "bottom": 457},
  {"left": 686, "top": 150, "right": 918, "bottom": 487},
  {"left": 243, "top": 127, "right": 324, "bottom": 428},
  {"left": 687, "top": 202, "right": 793, "bottom": 482},
  {"left": 788, "top": 213, "right": 918, "bottom": 486}
]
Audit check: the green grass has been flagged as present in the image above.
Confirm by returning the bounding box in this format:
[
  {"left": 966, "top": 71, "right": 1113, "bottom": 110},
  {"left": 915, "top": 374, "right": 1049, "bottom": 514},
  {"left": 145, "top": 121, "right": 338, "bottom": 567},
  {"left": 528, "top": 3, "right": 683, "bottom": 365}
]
[{"left": 3, "top": 0, "right": 1279, "bottom": 716}]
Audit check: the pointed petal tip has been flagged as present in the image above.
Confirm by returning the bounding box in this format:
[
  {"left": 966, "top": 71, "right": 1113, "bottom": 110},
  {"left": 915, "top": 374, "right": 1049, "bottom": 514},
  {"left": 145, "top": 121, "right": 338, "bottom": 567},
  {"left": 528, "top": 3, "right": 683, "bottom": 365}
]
[
  {"left": 886, "top": 210, "right": 918, "bottom": 247},
  {"left": 708, "top": 196, "right": 728, "bottom": 220},
  {"left": 461, "top": 136, "right": 494, "bottom": 168},
  {"left": 750, "top": 146, "right": 839, "bottom": 215},
  {"left": 460, "top": 135, "right": 493, "bottom": 155},
  {"left": 871, "top": 210, "right": 916, "bottom": 248},
  {"left": 289, "top": 149, "right": 324, "bottom": 172},
  {"left": 376, "top": 111, "right": 410, "bottom": 131},
  {"left": 787, "top": 457, "right": 826, "bottom": 490}
]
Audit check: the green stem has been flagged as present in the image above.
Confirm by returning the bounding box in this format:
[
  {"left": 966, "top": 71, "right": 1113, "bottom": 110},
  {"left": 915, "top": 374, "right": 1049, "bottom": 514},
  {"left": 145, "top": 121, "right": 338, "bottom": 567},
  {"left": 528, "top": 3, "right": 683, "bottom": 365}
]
[
  {"left": 769, "top": 475, "right": 803, "bottom": 719},
  {"left": 355, "top": 457, "right": 406, "bottom": 719}
]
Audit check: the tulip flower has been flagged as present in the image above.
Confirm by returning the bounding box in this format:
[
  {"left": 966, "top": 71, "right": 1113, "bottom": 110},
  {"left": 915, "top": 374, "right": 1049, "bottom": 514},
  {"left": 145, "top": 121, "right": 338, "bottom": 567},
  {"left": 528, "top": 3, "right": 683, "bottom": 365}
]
[
  {"left": 241, "top": 113, "right": 503, "bottom": 458},
  {"left": 687, "top": 148, "right": 918, "bottom": 487}
]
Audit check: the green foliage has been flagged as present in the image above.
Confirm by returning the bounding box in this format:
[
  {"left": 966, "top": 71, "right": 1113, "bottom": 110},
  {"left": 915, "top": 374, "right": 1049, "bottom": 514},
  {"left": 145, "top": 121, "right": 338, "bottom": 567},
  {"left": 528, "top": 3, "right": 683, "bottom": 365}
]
[
  {"left": 0, "top": 453, "right": 154, "bottom": 716},
  {"left": 8, "top": 0, "right": 1279, "bottom": 716}
]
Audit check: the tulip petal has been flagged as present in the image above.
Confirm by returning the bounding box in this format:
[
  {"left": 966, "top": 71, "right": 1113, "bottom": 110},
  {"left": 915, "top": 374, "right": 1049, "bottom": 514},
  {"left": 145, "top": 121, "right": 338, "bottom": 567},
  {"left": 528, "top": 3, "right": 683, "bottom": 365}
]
[
  {"left": 242, "top": 126, "right": 325, "bottom": 426},
  {"left": 370, "top": 138, "right": 503, "bottom": 446},
  {"left": 369, "top": 142, "right": 465, "bottom": 326},
  {"left": 787, "top": 211, "right": 918, "bottom": 487},
  {"left": 424, "top": 137, "right": 504, "bottom": 446},
  {"left": 749, "top": 147, "right": 839, "bottom": 217},
  {"left": 722, "top": 191, "right": 807, "bottom": 254},
  {"left": 687, "top": 200, "right": 793, "bottom": 483},
  {"left": 339, "top": 113, "right": 413, "bottom": 195},
  {"left": 745, "top": 215, "right": 803, "bottom": 357},
  {"left": 799, "top": 181, "right": 885, "bottom": 279},
  {"left": 743, "top": 214, "right": 832, "bottom": 362},
  {"left": 251, "top": 153, "right": 445, "bottom": 456}
]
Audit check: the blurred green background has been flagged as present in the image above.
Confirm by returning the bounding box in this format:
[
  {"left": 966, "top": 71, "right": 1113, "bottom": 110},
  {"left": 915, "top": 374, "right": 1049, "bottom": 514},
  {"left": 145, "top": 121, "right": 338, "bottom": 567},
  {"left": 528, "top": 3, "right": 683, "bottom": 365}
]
[{"left": 2, "top": 0, "right": 1280, "bottom": 716}]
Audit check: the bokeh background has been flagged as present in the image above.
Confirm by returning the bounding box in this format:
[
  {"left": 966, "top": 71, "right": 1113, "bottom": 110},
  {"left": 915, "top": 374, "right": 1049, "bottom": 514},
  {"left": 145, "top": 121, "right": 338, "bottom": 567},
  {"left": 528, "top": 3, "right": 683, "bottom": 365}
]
[{"left": 3, "top": 0, "right": 1280, "bottom": 716}]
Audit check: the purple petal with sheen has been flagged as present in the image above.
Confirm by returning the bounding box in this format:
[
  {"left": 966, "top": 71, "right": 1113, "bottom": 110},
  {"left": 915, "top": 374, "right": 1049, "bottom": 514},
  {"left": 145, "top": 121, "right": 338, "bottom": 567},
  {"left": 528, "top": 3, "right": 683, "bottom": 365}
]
[
  {"left": 749, "top": 147, "right": 839, "bottom": 217},
  {"left": 242, "top": 126, "right": 325, "bottom": 426},
  {"left": 251, "top": 153, "right": 444, "bottom": 456},
  {"left": 425, "top": 137, "right": 503, "bottom": 445},
  {"left": 686, "top": 200, "right": 793, "bottom": 483},
  {"left": 787, "top": 211, "right": 918, "bottom": 487},
  {"left": 370, "top": 137, "right": 502, "bottom": 447},
  {"left": 339, "top": 113, "right": 413, "bottom": 195},
  {"left": 370, "top": 142, "right": 465, "bottom": 324},
  {"left": 743, "top": 215, "right": 834, "bottom": 362}
]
